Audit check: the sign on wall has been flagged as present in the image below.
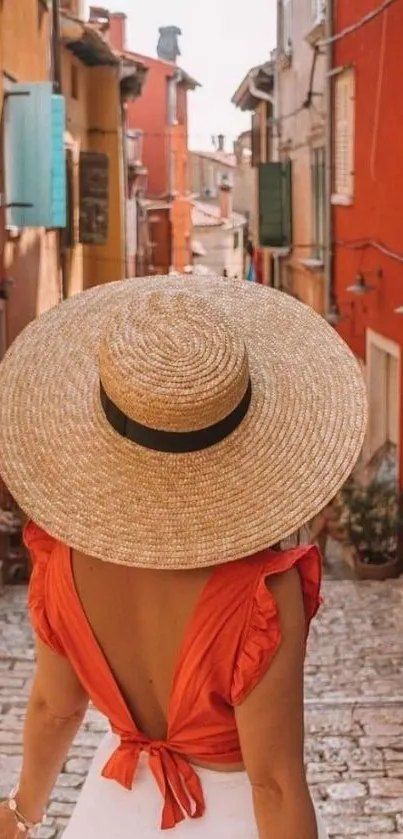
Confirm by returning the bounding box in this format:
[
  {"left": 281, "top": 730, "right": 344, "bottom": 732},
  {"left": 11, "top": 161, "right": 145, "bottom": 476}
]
[{"left": 78, "top": 152, "right": 109, "bottom": 245}]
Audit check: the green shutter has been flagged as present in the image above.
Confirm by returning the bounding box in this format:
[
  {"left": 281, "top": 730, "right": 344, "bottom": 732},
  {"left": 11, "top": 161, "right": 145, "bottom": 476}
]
[{"left": 258, "top": 161, "right": 292, "bottom": 248}]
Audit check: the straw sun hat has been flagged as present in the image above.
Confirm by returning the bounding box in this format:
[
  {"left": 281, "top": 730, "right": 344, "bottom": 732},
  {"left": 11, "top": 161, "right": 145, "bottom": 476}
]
[{"left": 0, "top": 276, "right": 367, "bottom": 569}]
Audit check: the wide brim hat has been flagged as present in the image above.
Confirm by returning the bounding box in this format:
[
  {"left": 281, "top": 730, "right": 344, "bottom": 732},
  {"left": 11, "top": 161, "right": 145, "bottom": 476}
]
[{"left": 0, "top": 276, "right": 367, "bottom": 569}]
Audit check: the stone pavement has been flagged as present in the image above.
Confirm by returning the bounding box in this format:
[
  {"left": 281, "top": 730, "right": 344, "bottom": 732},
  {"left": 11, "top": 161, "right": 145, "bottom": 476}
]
[{"left": 1, "top": 562, "right": 403, "bottom": 838}]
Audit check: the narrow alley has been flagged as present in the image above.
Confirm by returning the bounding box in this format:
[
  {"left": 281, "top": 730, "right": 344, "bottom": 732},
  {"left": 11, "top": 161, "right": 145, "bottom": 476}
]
[{"left": 1, "top": 560, "right": 403, "bottom": 839}]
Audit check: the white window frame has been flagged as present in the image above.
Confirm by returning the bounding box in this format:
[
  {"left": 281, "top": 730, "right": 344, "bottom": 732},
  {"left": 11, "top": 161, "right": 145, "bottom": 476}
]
[
  {"left": 167, "top": 78, "right": 177, "bottom": 126},
  {"left": 281, "top": 0, "right": 293, "bottom": 54},
  {"left": 311, "top": 146, "right": 325, "bottom": 261},
  {"left": 365, "top": 329, "right": 400, "bottom": 462},
  {"left": 333, "top": 67, "right": 355, "bottom": 203},
  {"left": 312, "top": 0, "right": 326, "bottom": 25}
]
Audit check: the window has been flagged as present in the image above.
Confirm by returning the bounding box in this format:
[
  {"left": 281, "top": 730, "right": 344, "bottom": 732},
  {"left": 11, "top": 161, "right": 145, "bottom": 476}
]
[
  {"left": 311, "top": 147, "right": 325, "bottom": 260},
  {"left": 65, "top": 148, "right": 75, "bottom": 248},
  {"left": 233, "top": 231, "right": 239, "bottom": 250},
  {"left": 334, "top": 69, "right": 355, "bottom": 200},
  {"left": 281, "top": 0, "right": 293, "bottom": 54},
  {"left": 367, "top": 331, "right": 400, "bottom": 460},
  {"left": 71, "top": 64, "right": 79, "bottom": 100},
  {"left": 207, "top": 164, "right": 216, "bottom": 196},
  {"left": 258, "top": 161, "right": 292, "bottom": 248},
  {"left": 177, "top": 86, "right": 187, "bottom": 126},
  {"left": 167, "top": 79, "right": 177, "bottom": 125},
  {"left": 251, "top": 112, "right": 261, "bottom": 168},
  {"left": 265, "top": 101, "right": 272, "bottom": 162},
  {"left": 311, "top": 0, "right": 325, "bottom": 24}
]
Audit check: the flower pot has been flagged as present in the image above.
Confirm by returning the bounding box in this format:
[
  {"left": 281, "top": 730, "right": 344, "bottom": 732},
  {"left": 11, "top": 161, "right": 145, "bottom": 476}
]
[{"left": 352, "top": 549, "right": 400, "bottom": 581}]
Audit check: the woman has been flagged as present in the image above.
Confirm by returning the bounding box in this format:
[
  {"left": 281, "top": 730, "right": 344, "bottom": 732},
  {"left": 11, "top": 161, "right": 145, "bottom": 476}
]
[{"left": 0, "top": 276, "right": 367, "bottom": 838}]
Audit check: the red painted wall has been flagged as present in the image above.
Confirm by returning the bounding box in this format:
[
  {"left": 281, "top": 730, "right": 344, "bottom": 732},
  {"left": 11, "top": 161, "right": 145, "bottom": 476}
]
[
  {"left": 333, "top": 0, "right": 403, "bottom": 485},
  {"left": 108, "top": 34, "right": 192, "bottom": 271},
  {"left": 125, "top": 53, "right": 173, "bottom": 197},
  {"left": 333, "top": 0, "right": 403, "bottom": 358}
]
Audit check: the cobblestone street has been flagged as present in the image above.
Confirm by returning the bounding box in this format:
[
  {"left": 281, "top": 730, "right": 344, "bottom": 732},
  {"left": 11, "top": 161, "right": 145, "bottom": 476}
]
[{"left": 1, "top": 558, "right": 403, "bottom": 838}]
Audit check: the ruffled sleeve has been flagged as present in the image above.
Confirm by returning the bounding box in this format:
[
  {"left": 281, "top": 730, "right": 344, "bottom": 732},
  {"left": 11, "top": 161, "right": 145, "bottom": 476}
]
[
  {"left": 231, "top": 545, "right": 321, "bottom": 705},
  {"left": 24, "top": 521, "right": 65, "bottom": 656}
]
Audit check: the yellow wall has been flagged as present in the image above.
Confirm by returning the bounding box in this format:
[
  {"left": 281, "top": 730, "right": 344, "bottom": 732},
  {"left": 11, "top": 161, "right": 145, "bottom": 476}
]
[
  {"left": 62, "top": 48, "right": 88, "bottom": 297},
  {"left": 0, "top": 4, "right": 128, "bottom": 351},
  {"left": 62, "top": 51, "right": 126, "bottom": 292},
  {"left": 85, "top": 65, "right": 126, "bottom": 288},
  {"left": 0, "top": 1, "right": 60, "bottom": 346}
]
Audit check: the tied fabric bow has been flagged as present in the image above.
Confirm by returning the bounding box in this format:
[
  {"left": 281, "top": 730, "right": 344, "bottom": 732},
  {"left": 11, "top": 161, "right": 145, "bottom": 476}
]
[{"left": 101, "top": 731, "right": 205, "bottom": 830}]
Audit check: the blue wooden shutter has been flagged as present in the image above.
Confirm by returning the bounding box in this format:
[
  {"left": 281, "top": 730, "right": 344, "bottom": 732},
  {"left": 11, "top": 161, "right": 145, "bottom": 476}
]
[
  {"left": 258, "top": 161, "right": 292, "bottom": 248},
  {"left": 50, "top": 95, "right": 67, "bottom": 229},
  {"left": 3, "top": 82, "right": 66, "bottom": 228}
]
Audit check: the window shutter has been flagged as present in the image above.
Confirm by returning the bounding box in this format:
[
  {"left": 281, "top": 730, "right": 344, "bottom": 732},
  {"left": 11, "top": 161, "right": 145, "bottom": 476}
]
[
  {"left": 65, "top": 149, "right": 75, "bottom": 248},
  {"left": 78, "top": 152, "right": 109, "bottom": 245},
  {"left": 50, "top": 95, "right": 67, "bottom": 229},
  {"left": 3, "top": 81, "right": 66, "bottom": 228},
  {"left": 258, "top": 161, "right": 292, "bottom": 248},
  {"left": 334, "top": 70, "right": 355, "bottom": 197}
]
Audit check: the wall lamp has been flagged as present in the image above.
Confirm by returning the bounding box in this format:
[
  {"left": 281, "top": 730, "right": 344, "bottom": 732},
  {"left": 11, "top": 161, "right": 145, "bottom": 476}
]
[{"left": 346, "top": 268, "right": 383, "bottom": 295}]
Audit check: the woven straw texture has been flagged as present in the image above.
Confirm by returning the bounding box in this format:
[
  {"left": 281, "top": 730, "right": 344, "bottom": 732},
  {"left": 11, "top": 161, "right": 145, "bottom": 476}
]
[{"left": 0, "top": 276, "right": 367, "bottom": 569}]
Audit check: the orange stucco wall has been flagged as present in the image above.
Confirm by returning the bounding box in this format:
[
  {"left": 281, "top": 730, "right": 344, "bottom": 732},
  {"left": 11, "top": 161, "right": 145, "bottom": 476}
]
[{"left": 0, "top": 0, "right": 60, "bottom": 347}]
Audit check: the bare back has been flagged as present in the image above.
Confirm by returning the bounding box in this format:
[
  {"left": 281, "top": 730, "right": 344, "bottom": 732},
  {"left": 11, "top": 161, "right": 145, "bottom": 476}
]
[{"left": 72, "top": 550, "right": 215, "bottom": 741}]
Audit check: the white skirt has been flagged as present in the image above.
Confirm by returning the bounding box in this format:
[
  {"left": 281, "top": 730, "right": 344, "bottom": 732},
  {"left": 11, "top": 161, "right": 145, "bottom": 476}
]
[{"left": 62, "top": 732, "right": 329, "bottom": 838}]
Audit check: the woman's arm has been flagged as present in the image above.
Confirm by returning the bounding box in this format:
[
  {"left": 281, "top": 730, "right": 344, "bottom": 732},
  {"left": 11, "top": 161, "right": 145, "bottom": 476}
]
[
  {"left": 235, "top": 567, "right": 318, "bottom": 839},
  {"left": 13, "top": 638, "right": 88, "bottom": 824}
]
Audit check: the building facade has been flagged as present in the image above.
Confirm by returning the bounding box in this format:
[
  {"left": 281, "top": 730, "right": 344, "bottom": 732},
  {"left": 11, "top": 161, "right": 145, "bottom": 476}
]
[
  {"left": 0, "top": 1, "right": 146, "bottom": 357},
  {"left": 109, "top": 15, "right": 199, "bottom": 274},
  {"left": 189, "top": 139, "right": 235, "bottom": 200},
  {"left": 64, "top": 7, "right": 146, "bottom": 291},
  {"left": 232, "top": 61, "right": 274, "bottom": 286},
  {"left": 275, "top": 0, "right": 327, "bottom": 312},
  {"left": 191, "top": 183, "right": 246, "bottom": 279},
  {"left": 331, "top": 0, "right": 403, "bottom": 486}
]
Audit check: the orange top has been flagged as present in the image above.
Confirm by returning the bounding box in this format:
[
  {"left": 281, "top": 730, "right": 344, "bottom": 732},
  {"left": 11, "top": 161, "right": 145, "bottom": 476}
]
[{"left": 25, "top": 522, "right": 322, "bottom": 831}]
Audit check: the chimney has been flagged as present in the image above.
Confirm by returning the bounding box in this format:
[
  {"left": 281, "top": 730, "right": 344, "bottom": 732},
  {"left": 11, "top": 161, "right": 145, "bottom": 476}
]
[
  {"left": 217, "top": 134, "right": 225, "bottom": 153},
  {"left": 109, "top": 12, "right": 127, "bottom": 51},
  {"left": 219, "top": 175, "right": 232, "bottom": 220},
  {"left": 157, "top": 26, "right": 182, "bottom": 62}
]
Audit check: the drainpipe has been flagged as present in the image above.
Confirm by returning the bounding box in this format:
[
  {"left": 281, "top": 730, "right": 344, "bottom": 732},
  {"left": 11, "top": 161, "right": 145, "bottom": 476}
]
[
  {"left": 324, "top": 0, "right": 334, "bottom": 316},
  {"left": 121, "top": 98, "right": 130, "bottom": 278},
  {"left": 51, "top": 0, "right": 68, "bottom": 299},
  {"left": 247, "top": 72, "right": 275, "bottom": 107},
  {"left": 272, "top": 0, "right": 283, "bottom": 289}
]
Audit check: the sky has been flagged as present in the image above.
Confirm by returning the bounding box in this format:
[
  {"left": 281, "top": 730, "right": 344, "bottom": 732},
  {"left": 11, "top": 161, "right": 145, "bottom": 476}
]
[{"left": 83, "top": 0, "right": 276, "bottom": 152}]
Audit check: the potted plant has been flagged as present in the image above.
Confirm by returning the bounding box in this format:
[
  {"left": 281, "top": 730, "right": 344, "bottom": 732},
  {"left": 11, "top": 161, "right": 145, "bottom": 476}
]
[{"left": 340, "top": 477, "right": 403, "bottom": 581}]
